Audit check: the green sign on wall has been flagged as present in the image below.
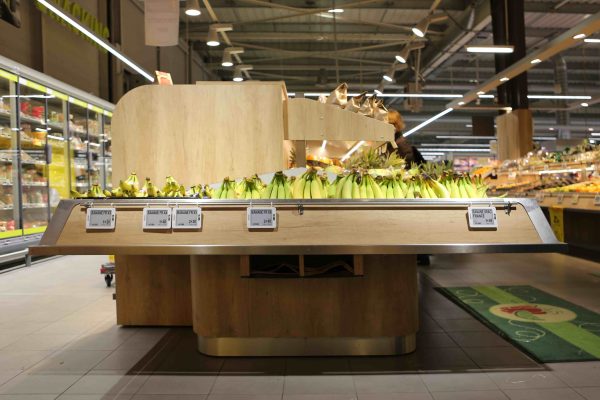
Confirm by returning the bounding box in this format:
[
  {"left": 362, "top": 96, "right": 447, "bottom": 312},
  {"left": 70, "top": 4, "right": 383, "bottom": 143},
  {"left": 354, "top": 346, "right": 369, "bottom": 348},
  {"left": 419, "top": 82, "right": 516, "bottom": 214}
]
[{"left": 36, "top": 0, "right": 110, "bottom": 52}]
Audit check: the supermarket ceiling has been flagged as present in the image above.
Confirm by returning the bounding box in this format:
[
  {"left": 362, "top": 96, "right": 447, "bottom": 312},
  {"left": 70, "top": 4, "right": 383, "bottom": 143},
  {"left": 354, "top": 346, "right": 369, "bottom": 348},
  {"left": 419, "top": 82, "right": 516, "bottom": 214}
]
[{"left": 178, "top": 0, "right": 600, "bottom": 141}]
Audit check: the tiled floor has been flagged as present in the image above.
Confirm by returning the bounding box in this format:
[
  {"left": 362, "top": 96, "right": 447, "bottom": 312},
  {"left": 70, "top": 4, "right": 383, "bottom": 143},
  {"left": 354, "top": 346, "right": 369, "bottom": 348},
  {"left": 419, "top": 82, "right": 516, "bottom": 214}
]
[{"left": 0, "top": 253, "right": 599, "bottom": 400}]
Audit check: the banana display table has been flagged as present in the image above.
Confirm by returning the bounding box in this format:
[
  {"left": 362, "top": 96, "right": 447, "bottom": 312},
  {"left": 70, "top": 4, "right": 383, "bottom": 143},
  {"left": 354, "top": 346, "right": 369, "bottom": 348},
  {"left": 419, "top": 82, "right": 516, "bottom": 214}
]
[{"left": 32, "top": 197, "right": 562, "bottom": 356}]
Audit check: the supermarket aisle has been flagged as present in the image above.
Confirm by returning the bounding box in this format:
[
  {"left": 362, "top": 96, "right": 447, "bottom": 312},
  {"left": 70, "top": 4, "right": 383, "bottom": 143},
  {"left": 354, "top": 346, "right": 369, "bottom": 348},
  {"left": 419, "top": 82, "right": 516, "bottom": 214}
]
[{"left": 0, "top": 253, "right": 598, "bottom": 400}]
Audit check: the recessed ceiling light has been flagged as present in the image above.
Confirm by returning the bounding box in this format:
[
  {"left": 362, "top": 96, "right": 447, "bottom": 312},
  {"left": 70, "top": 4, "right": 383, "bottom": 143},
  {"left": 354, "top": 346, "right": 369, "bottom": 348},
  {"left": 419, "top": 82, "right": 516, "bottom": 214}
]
[
  {"left": 573, "top": 33, "right": 586, "bottom": 40},
  {"left": 458, "top": 101, "right": 465, "bottom": 106},
  {"left": 581, "top": 102, "right": 589, "bottom": 107},
  {"left": 465, "top": 45, "right": 514, "bottom": 53},
  {"left": 549, "top": 127, "right": 555, "bottom": 131},
  {"left": 499, "top": 77, "right": 509, "bottom": 82},
  {"left": 531, "top": 58, "right": 542, "bottom": 64}
]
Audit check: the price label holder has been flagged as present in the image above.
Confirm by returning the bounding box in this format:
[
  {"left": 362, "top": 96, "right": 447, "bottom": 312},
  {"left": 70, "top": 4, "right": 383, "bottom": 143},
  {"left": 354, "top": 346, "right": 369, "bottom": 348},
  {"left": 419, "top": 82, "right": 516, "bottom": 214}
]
[
  {"left": 247, "top": 207, "right": 277, "bottom": 230},
  {"left": 173, "top": 207, "right": 202, "bottom": 230},
  {"left": 467, "top": 206, "right": 498, "bottom": 230},
  {"left": 556, "top": 193, "right": 564, "bottom": 204},
  {"left": 535, "top": 192, "right": 545, "bottom": 203},
  {"left": 571, "top": 194, "right": 579, "bottom": 205},
  {"left": 143, "top": 207, "right": 172, "bottom": 230},
  {"left": 86, "top": 207, "right": 116, "bottom": 230},
  {"left": 595, "top": 194, "right": 600, "bottom": 206}
]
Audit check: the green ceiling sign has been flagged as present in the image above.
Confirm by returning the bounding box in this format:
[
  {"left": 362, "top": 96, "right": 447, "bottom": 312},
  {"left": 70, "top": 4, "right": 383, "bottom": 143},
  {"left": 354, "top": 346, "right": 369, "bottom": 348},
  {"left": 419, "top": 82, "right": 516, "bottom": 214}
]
[{"left": 36, "top": 0, "right": 110, "bottom": 52}]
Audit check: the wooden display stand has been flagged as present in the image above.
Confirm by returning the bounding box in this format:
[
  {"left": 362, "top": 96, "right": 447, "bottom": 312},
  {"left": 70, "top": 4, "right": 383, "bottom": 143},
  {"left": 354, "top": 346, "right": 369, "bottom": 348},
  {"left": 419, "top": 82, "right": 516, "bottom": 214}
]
[
  {"left": 496, "top": 109, "right": 533, "bottom": 161},
  {"left": 31, "top": 82, "right": 562, "bottom": 357}
]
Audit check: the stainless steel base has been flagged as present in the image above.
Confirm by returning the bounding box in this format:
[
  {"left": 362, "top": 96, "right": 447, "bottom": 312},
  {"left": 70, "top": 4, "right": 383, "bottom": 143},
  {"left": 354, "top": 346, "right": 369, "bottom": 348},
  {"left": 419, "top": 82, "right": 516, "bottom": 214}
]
[{"left": 197, "top": 334, "right": 417, "bottom": 356}]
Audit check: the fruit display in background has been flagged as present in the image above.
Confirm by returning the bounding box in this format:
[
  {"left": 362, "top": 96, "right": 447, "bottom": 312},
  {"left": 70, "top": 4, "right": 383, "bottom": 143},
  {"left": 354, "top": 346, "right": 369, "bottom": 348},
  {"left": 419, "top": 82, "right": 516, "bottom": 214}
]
[{"left": 544, "top": 180, "right": 600, "bottom": 193}]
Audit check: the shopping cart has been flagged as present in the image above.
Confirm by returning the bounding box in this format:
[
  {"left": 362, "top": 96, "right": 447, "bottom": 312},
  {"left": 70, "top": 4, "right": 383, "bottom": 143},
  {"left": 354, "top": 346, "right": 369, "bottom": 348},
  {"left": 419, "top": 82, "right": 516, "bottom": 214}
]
[{"left": 100, "top": 255, "right": 115, "bottom": 287}]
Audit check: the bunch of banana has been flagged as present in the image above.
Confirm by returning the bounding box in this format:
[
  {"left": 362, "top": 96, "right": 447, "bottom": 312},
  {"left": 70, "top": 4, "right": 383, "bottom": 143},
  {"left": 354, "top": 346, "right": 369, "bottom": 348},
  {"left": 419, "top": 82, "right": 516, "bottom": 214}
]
[
  {"left": 120, "top": 172, "right": 140, "bottom": 195},
  {"left": 380, "top": 176, "right": 406, "bottom": 199},
  {"left": 85, "top": 184, "right": 106, "bottom": 198},
  {"left": 70, "top": 189, "right": 85, "bottom": 199},
  {"left": 141, "top": 178, "right": 160, "bottom": 197},
  {"left": 214, "top": 178, "right": 237, "bottom": 199},
  {"left": 261, "top": 171, "right": 292, "bottom": 199},
  {"left": 201, "top": 184, "right": 214, "bottom": 199},
  {"left": 162, "top": 176, "right": 185, "bottom": 197},
  {"left": 187, "top": 185, "right": 202, "bottom": 197},
  {"left": 439, "top": 174, "right": 485, "bottom": 198},
  {"left": 291, "top": 168, "right": 327, "bottom": 199},
  {"left": 238, "top": 177, "right": 261, "bottom": 199}
]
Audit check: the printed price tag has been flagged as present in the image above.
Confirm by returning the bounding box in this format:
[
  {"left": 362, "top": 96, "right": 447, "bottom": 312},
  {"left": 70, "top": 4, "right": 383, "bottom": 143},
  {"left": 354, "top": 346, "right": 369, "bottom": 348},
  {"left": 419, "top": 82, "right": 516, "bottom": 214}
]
[
  {"left": 467, "top": 206, "right": 498, "bottom": 229},
  {"left": 247, "top": 207, "right": 277, "bottom": 229},
  {"left": 595, "top": 194, "right": 600, "bottom": 206},
  {"left": 143, "top": 207, "right": 172, "bottom": 229},
  {"left": 508, "top": 172, "right": 517, "bottom": 180},
  {"left": 536, "top": 192, "right": 545, "bottom": 202},
  {"left": 557, "top": 194, "right": 564, "bottom": 204},
  {"left": 173, "top": 208, "right": 202, "bottom": 229},
  {"left": 86, "top": 208, "right": 116, "bottom": 230}
]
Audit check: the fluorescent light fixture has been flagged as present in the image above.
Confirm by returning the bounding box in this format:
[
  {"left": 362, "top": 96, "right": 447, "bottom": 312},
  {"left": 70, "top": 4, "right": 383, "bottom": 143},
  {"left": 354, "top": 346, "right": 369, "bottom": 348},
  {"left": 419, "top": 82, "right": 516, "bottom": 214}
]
[
  {"left": 499, "top": 77, "right": 510, "bottom": 82},
  {"left": 421, "top": 152, "right": 445, "bottom": 156},
  {"left": 47, "top": 134, "right": 65, "bottom": 141},
  {"left": 328, "top": 8, "right": 344, "bottom": 13},
  {"left": 584, "top": 38, "right": 600, "bottom": 43},
  {"left": 591, "top": 139, "right": 596, "bottom": 144},
  {"left": 383, "top": 66, "right": 395, "bottom": 82},
  {"left": 458, "top": 101, "right": 465, "bottom": 106},
  {"left": 591, "top": 132, "right": 600, "bottom": 137},
  {"left": 341, "top": 141, "right": 365, "bottom": 161},
  {"left": 477, "top": 91, "right": 485, "bottom": 95},
  {"left": 466, "top": 45, "right": 514, "bottom": 53},
  {"left": 533, "top": 137, "right": 557, "bottom": 141},
  {"left": 465, "top": 124, "right": 473, "bottom": 128},
  {"left": 380, "top": 93, "right": 461, "bottom": 98},
  {"left": 436, "top": 136, "right": 495, "bottom": 140},
  {"left": 185, "top": 0, "right": 201, "bottom": 16},
  {"left": 549, "top": 127, "right": 555, "bottom": 131},
  {"left": 573, "top": 33, "right": 586, "bottom": 40},
  {"left": 418, "top": 148, "right": 491, "bottom": 153},
  {"left": 528, "top": 94, "right": 592, "bottom": 100},
  {"left": 320, "top": 140, "right": 327, "bottom": 151},
  {"left": 35, "top": 0, "right": 154, "bottom": 82},
  {"left": 396, "top": 46, "right": 410, "bottom": 63},
  {"left": 581, "top": 102, "right": 589, "bottom": 107},
  {"left": 539, "top": 166, "right": 594, "bottom": 175},
  {"left": 589, "top": 128, "right": 594, "bottom": 131},
  {"left": 478, "top": 94, "right": 495, "bottom": 98},
  {"left": 403, "top": 108, "right": 454, "bottom": 137},
  {"left": 531, "top": 58, "right": 542, "bottom": 64},
  {"left": 421, "top": 143, "right": 490, "bottom": 148}
]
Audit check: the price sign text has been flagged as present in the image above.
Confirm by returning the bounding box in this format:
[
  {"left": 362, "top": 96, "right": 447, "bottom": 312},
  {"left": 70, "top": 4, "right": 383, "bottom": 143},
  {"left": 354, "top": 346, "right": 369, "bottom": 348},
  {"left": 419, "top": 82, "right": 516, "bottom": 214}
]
[
  {"left": 247, "top": 207, "right": 277, "bottom": 229},
  {"left": 143, "top": 208, "right": 172, "bottom": 229},
  {"left": 173, "top": 208, "right": 202, "bottom": 229},
  {"left": 86, "top": 208, "right": 116, "bottom": 230},
  {"left": 467, "top": 206, "right": 498, "bottom": 229}
]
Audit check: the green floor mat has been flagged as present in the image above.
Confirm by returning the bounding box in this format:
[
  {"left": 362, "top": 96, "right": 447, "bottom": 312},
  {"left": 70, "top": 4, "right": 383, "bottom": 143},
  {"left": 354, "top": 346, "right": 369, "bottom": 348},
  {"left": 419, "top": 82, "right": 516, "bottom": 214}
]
[{"left": 437, "top": 285, "right": 600, "bottom": 362}]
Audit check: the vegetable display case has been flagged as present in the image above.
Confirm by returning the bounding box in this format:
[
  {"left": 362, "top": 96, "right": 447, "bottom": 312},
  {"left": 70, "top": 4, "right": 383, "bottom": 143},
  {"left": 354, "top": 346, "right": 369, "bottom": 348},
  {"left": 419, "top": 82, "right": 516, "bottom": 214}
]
[
  {"left": 32, "top": 82, "right": 563, "bottom": 356},
  {"left": 0, "top": 55, "right": 113, "bottom": 260}
]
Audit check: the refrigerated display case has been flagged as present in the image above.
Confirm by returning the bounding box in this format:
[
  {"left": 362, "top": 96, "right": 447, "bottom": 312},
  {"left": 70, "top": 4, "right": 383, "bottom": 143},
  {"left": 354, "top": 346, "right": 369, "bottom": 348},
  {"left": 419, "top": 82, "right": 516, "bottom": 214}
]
[{"left": 0, "top": 55, "right": 114, "bottom": 261}]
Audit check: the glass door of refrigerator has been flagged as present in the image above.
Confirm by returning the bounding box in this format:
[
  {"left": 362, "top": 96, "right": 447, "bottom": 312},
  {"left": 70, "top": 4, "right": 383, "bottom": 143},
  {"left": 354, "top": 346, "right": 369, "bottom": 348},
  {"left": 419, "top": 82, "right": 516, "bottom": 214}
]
[
  {"left": 0, "top": 72, "right": 20, "bottom": 238},
  {"left": 101, "top": 114, "right": 112, "bottom": 189},
  {"left": 47, "top": 95, "right": 68, "bottom": 215},
  {"left": 88, "top": 109, "right": 102, "bottom": 190},
  {"left": 68, "top": 102, "right": 89, "bottom": 195},
  {"left": 18, "top": 80, "right": 50, "bottom": 234}
]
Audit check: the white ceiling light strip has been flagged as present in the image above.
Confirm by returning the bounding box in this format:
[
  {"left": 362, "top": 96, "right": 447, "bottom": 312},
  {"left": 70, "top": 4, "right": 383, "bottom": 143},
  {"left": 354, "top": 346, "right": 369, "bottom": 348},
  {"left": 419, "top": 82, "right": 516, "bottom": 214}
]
[
  {"left": 419, "top": 148, "right": 491, "bottom": 153},
  {"left": 341, "top": 141, "right": 365, "bottom": 161},
  {"left": 403, "top": 108, "right": 454, "bottom": 137},
  {"left": 36, "top": 0, "right": 154, "bottom": 82}
]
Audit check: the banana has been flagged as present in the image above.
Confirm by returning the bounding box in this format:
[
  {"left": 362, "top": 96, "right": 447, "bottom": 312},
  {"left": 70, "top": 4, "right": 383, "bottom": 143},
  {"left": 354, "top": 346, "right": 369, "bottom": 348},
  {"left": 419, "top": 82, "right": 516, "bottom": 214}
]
[
  {"left": 393, "top": 179, "right": 403, "bottom": 198},
  {"left": 430, "top": 179, "right": 450, "bottom": 198},
  {"left": 365, "top": 178, "right": 374, "bottom": 199},
  {"left": 359, "top": 179, "right": 368, "bottom": 198},
  {"left": 370, "top": 177, "right": 385, "bottom": 199},
  {"left": 406, "top": 182, "right": 415, "bottom": 199},
  {"left": 293, "top": 176, "right": 306, "bottom": 199},
  {"left": 310, "top": 178, "right": 322, "bottom": 199},
  {"left": 337, "top": 175, "right": 350, "bottom": 199},
  {"left": 341, "top": 175, "right": 353, "bottom": 199},
  {"left": 386, "top": 182, "right": 394, "bottom": 199},
  {"left": 277, "top": 181, "right": 286, "bottom": 199},
  {"left": 351, "top": 178, "right": 360, "bottom": 199},
  {"left": 284, "top": 180, "right": 292, "bottom": 199},
  {"left": 303, "top": 176, "right": 312, "bottom": 199}
]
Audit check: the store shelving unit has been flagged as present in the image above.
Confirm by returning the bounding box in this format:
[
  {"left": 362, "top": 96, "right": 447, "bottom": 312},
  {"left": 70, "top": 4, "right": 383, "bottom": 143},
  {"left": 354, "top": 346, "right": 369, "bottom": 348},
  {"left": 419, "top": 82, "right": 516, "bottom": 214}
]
[
  {"left": 0, "top": 56, "right": 114, "bottom": 260},
  {"left": 33, "top": 82, "right": 563, "bottom": 357}
]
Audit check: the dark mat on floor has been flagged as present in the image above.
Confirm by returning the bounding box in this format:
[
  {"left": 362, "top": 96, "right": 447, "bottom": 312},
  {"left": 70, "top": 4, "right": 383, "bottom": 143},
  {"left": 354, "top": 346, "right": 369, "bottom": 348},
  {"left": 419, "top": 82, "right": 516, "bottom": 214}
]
[{"left": 437, "top": 285, "right": 600, "bottom": 362}]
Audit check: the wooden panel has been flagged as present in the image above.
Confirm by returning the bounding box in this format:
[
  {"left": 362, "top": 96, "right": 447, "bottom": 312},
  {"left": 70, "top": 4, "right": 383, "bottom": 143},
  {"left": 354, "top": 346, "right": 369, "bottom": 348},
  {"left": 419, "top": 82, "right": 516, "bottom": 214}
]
[
  {"left": 287, "top": 98, "right": 394, "bottom": 142},
  {"left": 191, "top": 254, "right": 418, "bottom": 337},
  {"left": 55, "top": 204, "right": 542, "bottom": 249},
  {"left": 112, "top": 83, "right": 287, "bottom": 187},
  {"left": 496, "top": 109, "right": 533, "bottom": 161},
  {"left": 115, "top": 255, "right": 192, "bottom": 326}
]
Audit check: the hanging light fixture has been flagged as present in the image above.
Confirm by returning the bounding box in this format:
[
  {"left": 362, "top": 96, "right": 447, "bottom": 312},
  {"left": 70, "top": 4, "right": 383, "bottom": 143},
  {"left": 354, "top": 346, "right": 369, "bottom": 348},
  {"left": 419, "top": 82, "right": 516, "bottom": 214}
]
[
  {"left": 383, "top": 65, "right": 395, "bottom": 82},
  {"left": 233, "top": 64, "right": 253, "bottom": 82},
  {"left": 185, "top": 0, "right": 201, "bottom": 16},
  {"left": 207, "top": 24, "right": 233, "bottom": 47},
  {"left": 395, "top": 43, "right": 425, "bottom": 63},
  {"left": 221, "top": 47, "right": 244, "bottom": 67},
  {"left": 412, "top": 14, "right": 447, "bottom": 38}
]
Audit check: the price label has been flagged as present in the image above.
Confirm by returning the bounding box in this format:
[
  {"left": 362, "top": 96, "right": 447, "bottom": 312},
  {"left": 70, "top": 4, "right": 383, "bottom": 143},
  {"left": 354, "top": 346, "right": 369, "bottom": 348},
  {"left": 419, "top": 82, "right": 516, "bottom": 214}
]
[
  {"left": 247, "top": 207, "right": 277, "bottom": 229},
  {"left": 557, "top": 194, "right": 564, "bottom": 204},
  {"left": 143, "top": 207, "right": 172, "bottom": 229},
  {"left": 173, "top": 208, "right": 202, "bottom": 229},
  {"left": 467, "top": 206, "right": 498, "bottom": 229},
  {"left": 86, "top": 208, "right": 116, "bottom": 230},
  {"left": 508, "top": 172, "right": 517, "bottom": 180},
  {"left": 536, "top": 192, "right": 545, "bottom": 202},
  {"left": 595, "top": 194, "right": 600, "bottom": 206}
]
